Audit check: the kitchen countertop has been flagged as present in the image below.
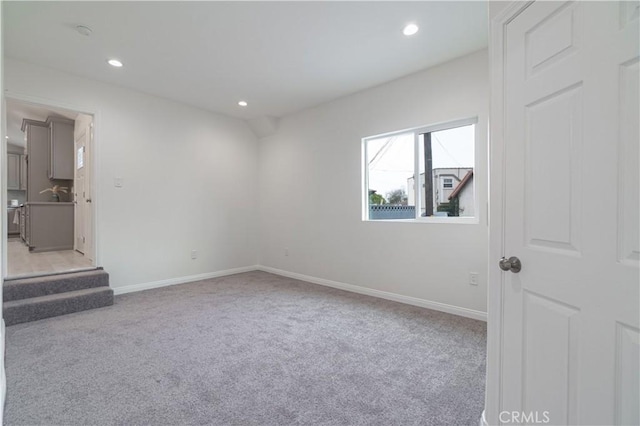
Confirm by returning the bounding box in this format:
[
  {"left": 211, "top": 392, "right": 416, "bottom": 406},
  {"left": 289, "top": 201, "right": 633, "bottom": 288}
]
[{"left": 24, "top": 202, "right": 74, "bottom": 205}]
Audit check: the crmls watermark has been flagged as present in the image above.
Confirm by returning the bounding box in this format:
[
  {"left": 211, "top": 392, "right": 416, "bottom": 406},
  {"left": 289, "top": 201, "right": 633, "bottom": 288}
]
[{"left": 499, "top": 411, "right": 550, "bottom": 424}]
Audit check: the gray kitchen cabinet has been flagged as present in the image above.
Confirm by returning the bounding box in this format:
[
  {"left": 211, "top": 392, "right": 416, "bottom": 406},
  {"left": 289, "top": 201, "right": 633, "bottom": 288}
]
[
  {"left": 25, "top": 202, "right": 74, "bottom": 252},
  {"left": 23, "top": 119, "right": 51, "bottom": 202},
  {"left": 20, "top": 206, "right": 26, "bottom": 242},
  {"left": 20, "top": 154, "right": 27, "bottom": 190},
  {"left": 23, "top": 118, "right": 72, "bottom": 202},
  {"left": 7, "top": 152, "right": 28, "bottom": 191},
  {"left": 7, "top": 153, "right": 20, "bottom": 190},
  {"left": 47, "top": 117, "right": 75, "bottom": 180},
  {"left": 24, "top": 206, "right": 30, "bottom": 245},
  {"left": 7, "top": 207, "right": 20, "bottom": 235}
]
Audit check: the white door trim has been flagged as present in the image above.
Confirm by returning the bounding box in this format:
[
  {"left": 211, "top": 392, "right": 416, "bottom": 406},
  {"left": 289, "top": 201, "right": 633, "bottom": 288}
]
[
  {"left": 2, "top": 91, "right": 102, "bottom": 275},
  {"left": 485, "top": 2, "right": 534, "bottom": 424}
]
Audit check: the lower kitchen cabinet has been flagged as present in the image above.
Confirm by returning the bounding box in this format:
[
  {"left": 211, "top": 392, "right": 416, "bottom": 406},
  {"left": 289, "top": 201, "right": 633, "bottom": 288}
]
[
  {"left": 20, "top": 206, "right": 26, "bottom": 242},
  {"left": 25, "top": 202, "right": 74, "bottom": 252}
]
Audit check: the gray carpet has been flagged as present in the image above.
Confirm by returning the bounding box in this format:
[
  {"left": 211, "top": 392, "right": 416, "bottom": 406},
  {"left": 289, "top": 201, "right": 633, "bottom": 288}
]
[{"left": 4, "top": 271, "right": 486, "bottom": 426}]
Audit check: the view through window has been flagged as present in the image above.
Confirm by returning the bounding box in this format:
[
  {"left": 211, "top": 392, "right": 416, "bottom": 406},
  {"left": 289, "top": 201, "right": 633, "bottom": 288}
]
[{"left": 365, "top": 120, "right": 476, "bottom": 220}]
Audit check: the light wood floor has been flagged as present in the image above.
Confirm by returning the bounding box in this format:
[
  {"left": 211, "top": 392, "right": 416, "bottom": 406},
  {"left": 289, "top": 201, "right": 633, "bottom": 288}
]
[{"left": 7, "top": 238, "right": 94, "bottom": 278}]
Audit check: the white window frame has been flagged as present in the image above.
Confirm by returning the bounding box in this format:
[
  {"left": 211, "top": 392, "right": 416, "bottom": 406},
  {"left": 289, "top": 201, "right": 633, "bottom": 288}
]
[{"left": 362, "top": 116, "right": 479, "bottom": 224}]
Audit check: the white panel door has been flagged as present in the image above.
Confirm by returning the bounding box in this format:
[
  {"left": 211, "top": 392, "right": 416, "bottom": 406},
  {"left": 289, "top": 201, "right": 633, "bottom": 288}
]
[
  {"left": 501, "top": 2, "right": 639, "bottom": 425},
  {"left": 74, "top": 121, "right": 87, "bottom": 254},
  {"left": 73, "top": 113, "right": 93, "bottom": 261},
  {"left": 83, "top": 115, "right": 94, "bottom": 262}
]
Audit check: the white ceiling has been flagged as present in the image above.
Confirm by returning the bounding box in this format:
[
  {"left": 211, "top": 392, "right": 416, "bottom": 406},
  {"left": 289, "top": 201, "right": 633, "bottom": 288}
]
[{"left": 4, "top": 1, "right": 488, "bottom": 121}]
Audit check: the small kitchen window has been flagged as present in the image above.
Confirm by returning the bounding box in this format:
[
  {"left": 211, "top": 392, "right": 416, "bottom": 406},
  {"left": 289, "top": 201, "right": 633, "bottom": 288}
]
[{"left": 77, "top": 146, "right": 84, "bottom": 169}]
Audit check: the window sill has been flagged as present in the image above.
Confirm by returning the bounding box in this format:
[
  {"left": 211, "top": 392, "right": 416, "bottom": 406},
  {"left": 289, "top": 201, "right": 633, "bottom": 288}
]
[{"left": 363, "top": 217, "right": 479, "bottom": 225}]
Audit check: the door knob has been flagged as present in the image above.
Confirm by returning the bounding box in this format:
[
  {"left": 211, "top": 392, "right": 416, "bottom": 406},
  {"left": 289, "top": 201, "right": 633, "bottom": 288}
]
[{"left": 499, "top": 256, "right": 522, "bottom": 273}]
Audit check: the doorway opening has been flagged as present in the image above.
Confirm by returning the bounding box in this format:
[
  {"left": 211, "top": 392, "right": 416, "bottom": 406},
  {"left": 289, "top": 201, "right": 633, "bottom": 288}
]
[{"left": 4, "top": 98, "right": 96, "bottom": 279}]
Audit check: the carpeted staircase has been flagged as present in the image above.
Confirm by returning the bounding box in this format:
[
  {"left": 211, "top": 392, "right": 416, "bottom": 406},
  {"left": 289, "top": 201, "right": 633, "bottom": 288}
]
[{"left": 3, "top": 269, "right": 114, "bottom": 326}]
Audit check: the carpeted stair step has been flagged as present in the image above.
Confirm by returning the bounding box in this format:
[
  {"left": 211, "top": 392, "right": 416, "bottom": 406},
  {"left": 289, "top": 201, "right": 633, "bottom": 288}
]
[
  {"left": 3, "top": 269, "right": 109, "bottom": 302},
  {"left": 3, "top": 287, "right": 114, "bottom": 326}
]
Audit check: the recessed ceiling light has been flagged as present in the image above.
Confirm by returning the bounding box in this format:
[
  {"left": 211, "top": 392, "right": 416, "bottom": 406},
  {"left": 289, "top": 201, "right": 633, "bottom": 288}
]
[
  {"left": 238, "top": 101, "right": 248, "bottom": 107},
  {"left": 403, "top": 23, "right": 419, "bottom": 36},
  {"left": 75, "top": 25, "right": 92, "bottom": 36},
  {"left": 107, "top": 59, "right": 123, "bottom": 68}
]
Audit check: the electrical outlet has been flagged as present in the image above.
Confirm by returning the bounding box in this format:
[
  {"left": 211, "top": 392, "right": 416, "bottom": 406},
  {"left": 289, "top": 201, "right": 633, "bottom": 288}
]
[
  {"left": 284, "top": 248, "right": 289, "bottom": 257},
  {"left": 191, "top": 250, "right": 198, "bottom": 260},
  {"left": 469, "top": 272, "right": 479, "bottom": 286}
]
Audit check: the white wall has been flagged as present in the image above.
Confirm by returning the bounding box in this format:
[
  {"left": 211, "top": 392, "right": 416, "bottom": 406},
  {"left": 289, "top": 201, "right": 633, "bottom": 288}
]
[
  {"left": 258, "top": 50, "right": 489, "bottom": 314},
  {"left": 4, "top": 58, "right": 259, "bottom": 290}
]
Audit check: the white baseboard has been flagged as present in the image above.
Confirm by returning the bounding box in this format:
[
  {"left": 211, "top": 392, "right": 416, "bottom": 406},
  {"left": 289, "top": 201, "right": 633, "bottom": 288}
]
[
  {"left": 112, "top": 265, "right": 259, "bottom": 295},
  {"left": 111, "top": 264, "right": 487, "bottom": 322},
  {"left": 257, "top": 265, "right": 487, "bottom": 322}
]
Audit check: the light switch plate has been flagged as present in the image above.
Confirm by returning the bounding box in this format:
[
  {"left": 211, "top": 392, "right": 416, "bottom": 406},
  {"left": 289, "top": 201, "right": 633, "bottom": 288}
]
[
  {"left": 114, "top": 177, "right": 123, "bottom": 188},
  {"left": 469, "top": 272, "right": 479, "bottom": 286}
]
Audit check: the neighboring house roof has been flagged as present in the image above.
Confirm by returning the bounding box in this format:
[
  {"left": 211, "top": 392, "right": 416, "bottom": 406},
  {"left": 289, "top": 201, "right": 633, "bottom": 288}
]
[{"left": 448, "top": 170, "right": 473, "bottom": 200}]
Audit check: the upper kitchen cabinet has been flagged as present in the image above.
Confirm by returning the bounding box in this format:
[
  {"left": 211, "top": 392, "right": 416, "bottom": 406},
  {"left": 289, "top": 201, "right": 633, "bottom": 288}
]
[
  {"left": 7, "top": 153, "right": 21, "bottom": 190},
  {"left": 46, "top": 117, "right": 74, "bottom": 180},
  {"left": 20, "top": 154, "right": 27, "bottom": 190},
  {"left": 23, "top": 117, "right": 73, "bottom": 202},
  {"left": 7, "top": 147, "right": 28, "bottom": 191},
  {"left": 22, "top": 119, "right": 51, "bottom": 202}
]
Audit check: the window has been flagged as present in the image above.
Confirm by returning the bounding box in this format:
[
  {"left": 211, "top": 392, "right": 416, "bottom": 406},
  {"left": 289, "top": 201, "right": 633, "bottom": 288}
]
[
  {"left": 363, "top": 118, "right": 477, "bottom": 221},
  {"left": 77, "top": 146, "right": 84, "bottom": 169}
]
